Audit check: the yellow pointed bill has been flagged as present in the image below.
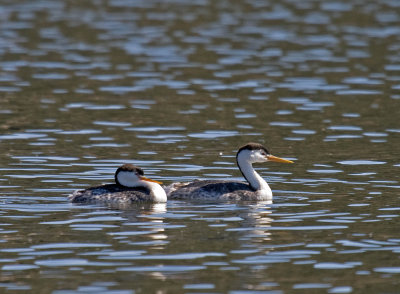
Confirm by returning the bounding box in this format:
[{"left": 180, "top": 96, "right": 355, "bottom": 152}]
[
  {"left": 140, "top": 176, "right": 163, "bottom": 184},
  {"left": 267, "top": 154, "right": 294, "bottom": 164}
]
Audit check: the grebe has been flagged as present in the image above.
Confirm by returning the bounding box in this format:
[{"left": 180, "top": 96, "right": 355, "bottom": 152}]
[
  {"left": 166, "top": 143, "right": 293, "bottom": 201},
  {"left": 69, "top": 164, "right": 167, "bottom": 204}
]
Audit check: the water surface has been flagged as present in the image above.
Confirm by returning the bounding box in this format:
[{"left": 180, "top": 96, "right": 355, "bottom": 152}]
[{"left": 1, "top": 0, "right": 400, "bottom": 293}]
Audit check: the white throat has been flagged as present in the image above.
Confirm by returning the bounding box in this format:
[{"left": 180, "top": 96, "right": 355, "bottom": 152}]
[
  {"left": 237, "top": 150, "right": 272, "bottom": 198},
  {"left": 139, "top": 181, "right": 167, "bottom": 203},
  {"left": 117, "top": 171, "right": 167, "bottom": 203}
]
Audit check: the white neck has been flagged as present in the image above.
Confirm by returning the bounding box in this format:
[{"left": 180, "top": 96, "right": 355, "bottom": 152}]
[
  {"left": 237, "top": 151, "right": 272, "bottom": 198},
  {"left": 138, "top": 181, "right": 167, "bottom": 203},
  {"left": 117, "top": 171, "right": 167, "bottom": 202}
]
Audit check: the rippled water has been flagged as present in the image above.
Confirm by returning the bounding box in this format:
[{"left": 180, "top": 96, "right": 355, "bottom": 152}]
[{"left": 1, "top": 0, "right": 400, "bottom": 293}]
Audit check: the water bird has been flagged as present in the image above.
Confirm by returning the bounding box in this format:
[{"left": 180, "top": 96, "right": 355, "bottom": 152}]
[
  {"left": 69, "top": 164, "right": 167, "bottom": 204},
  {"left": 166, "top": 143, "right": 293, "bottom": 201}
]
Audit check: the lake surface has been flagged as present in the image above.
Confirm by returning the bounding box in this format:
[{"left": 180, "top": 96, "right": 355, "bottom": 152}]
[{"left": 1, "top": 0, "right": 400, "bottom": 293}]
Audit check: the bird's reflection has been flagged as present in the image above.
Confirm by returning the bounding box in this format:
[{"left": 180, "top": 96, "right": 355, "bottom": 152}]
[
  {"left": 115, "top": 203, "right": 168, "bottom": 249},
  {"left": 239, "top": 201, "right": 274, "bottom": 242}
]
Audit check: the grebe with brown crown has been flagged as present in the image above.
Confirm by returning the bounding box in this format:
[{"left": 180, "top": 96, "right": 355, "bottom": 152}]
[
  {"left": 165, "top": 143, "right": 293, "bottom": 201},
  {"left": 69, "top": 164, "right": 167, "bottom": 204}
]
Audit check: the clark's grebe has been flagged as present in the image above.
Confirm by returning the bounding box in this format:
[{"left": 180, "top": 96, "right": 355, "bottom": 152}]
[
  {"left": 69, "top": 164, "right": 167, "bottom": 204},
  {"left": 166, "top": 143, "right": 293, "bottom": 201}
]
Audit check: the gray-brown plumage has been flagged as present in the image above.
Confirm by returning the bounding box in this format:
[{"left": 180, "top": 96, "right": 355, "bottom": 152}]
[
  {"left": 165, "top": 143, "right": 293, "bottom": 201},
  {"left": 69, "top": 164, "right": 167, "bottom": 204}
]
